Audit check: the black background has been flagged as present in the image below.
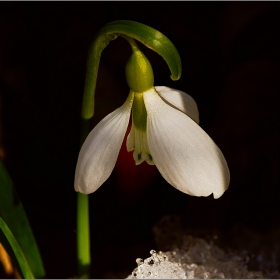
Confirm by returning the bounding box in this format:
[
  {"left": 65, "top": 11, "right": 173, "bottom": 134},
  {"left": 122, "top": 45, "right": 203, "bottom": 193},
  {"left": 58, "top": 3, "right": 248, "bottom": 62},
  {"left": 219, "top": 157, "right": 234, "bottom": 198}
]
[{"left": 0, "top": 2, "right": 280, "bottom": 278}]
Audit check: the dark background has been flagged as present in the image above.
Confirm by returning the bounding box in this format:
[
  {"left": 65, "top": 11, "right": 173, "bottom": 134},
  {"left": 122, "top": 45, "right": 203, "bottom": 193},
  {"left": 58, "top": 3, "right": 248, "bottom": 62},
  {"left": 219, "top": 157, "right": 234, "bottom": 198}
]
[{"left": 0, "top": 2, "right": 280, "bottom": 278}]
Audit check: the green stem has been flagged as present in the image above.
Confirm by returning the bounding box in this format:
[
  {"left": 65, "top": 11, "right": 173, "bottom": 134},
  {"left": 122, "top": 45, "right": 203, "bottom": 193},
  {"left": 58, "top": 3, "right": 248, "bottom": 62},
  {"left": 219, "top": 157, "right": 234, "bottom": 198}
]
[
  {"left": 77, "top": 192, "right": 90, "bottom": 278},
  {"left": 120, "top": 34, "right": 139, "bottom": 51},
  {"left": 76, "top": 118, "right": 92, "bottom": 278}
]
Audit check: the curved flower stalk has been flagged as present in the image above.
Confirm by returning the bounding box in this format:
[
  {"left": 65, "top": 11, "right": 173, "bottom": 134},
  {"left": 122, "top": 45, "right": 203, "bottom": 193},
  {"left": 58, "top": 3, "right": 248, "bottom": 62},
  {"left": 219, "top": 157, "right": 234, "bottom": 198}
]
[
  {"left": 75, "top": 38, "right": 230, "bottom": 199},
  {"left": 75, "top": 21, "right": 185, "bottom": 278}
]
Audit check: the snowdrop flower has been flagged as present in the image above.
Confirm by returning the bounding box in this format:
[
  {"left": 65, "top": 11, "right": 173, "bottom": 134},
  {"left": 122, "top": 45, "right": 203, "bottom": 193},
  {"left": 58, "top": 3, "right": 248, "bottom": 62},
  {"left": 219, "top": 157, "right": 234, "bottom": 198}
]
[{"left": 75, "top": 44, "right": 230, "bottom": 198}]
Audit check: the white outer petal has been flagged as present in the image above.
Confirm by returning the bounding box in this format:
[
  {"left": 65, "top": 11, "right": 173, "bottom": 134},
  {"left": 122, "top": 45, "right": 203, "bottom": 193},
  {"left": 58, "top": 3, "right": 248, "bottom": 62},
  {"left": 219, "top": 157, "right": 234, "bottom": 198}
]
[
  {"left": 155, "top": 86, "right": 200, "bottom": 124},
  {"left": 144, "top": 89, "right": 229, "bottom": 199},
  {"left": 74, "top": 92, "right": 134, "bottom": 194}
]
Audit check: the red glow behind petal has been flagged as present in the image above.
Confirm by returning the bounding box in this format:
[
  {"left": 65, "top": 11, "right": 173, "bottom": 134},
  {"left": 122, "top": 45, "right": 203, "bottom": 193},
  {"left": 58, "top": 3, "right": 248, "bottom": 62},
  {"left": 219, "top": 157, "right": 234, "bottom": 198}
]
[{"left": 114, "top": 119, "right": 158, "bottom": 198}]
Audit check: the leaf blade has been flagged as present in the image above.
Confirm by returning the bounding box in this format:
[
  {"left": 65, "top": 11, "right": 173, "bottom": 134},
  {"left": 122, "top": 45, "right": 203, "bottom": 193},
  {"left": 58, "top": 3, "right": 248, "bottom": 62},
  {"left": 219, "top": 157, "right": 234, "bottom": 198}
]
[
  {"left": 0, "top": 158, "right": 45, "bottom": 278},
  {"left": 0, "top": 217, "right": 34, "bottom": 279}
]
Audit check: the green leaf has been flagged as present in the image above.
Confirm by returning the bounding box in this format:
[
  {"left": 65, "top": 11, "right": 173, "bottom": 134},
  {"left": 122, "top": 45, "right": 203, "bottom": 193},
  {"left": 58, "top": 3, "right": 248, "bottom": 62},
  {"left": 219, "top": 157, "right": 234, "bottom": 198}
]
[
  {"left": 0, "top": 217, "right": 34, "bottom": 279},
  {"left": 0, "top": 158, "right": 45, "bottom": 278}
]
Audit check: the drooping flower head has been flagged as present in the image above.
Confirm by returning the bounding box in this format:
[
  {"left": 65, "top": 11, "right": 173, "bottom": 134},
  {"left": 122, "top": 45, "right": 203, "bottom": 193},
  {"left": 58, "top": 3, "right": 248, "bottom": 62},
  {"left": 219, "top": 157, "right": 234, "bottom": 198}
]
[{"left": 74, "top": 36, "right": 230, "bottom": 198}]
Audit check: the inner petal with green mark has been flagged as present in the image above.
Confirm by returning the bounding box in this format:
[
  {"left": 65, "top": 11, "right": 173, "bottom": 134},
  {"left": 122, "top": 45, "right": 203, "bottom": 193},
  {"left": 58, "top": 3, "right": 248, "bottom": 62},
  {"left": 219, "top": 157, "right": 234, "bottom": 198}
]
[{"left": 126, "top": 91, "right": 154, "bottom": 165}]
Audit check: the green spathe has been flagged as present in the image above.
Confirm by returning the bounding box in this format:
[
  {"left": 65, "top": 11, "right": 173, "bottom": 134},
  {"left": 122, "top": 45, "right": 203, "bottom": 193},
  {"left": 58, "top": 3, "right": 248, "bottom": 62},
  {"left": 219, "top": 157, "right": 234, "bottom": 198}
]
[{"left": 125, "top": 49, "right": 154, "bottom": 93}]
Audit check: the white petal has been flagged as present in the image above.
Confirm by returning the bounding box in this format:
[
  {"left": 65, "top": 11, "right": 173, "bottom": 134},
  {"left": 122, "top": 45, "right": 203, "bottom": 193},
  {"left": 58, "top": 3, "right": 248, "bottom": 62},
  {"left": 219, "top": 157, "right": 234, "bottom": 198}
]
[
  {"left": 155, "top": 86, "right": 200, "bottom": 124},
  {"left": 144, "top": 89, "right": 229, "bottom": 199},
  {"left": 74, "top": 92, "right": 134, "bottom": 194}
]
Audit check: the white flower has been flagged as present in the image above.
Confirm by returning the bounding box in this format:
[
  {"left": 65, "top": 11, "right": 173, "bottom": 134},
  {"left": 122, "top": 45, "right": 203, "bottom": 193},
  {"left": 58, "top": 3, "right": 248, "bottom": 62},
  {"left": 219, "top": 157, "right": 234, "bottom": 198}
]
[{"left": 74, "top": 86, "right": 230, "bottom": 198}]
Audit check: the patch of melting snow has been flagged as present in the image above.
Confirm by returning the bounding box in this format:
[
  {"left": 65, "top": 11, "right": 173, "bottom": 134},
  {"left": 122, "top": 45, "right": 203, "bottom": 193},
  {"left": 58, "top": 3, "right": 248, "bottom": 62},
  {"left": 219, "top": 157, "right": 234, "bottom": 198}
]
[
  {"left": 127, "top": 214, "right": 280, "bottom": 279},
  {"left": 127, "top": 244, "right": 264, "bottom": 279}
]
